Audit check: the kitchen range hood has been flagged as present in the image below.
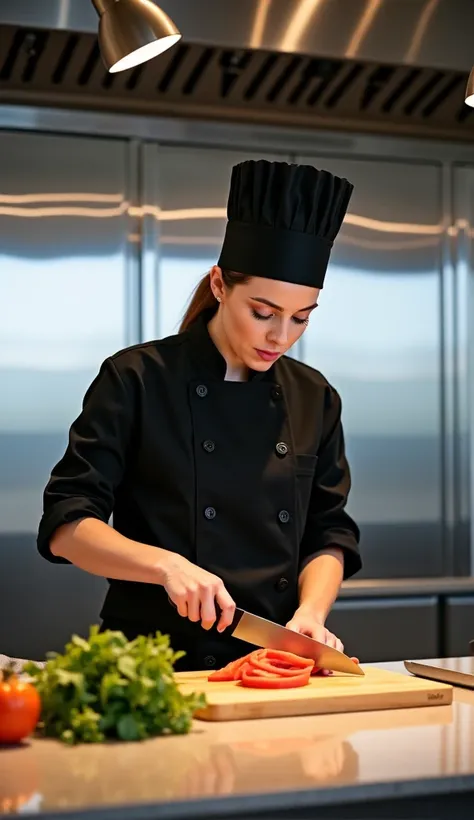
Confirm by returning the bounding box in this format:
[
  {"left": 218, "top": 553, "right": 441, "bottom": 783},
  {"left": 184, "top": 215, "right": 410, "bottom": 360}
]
[{"left": 0, "top": 0, "right": 473, "bottom": 140}]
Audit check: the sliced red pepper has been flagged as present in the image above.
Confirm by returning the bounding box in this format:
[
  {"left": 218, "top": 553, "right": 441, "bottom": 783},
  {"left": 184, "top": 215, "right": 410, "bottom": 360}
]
[
  {"left": 240, "top": 663, "right": 311, "bottom": 689},
  {"left": 255, "top": 649, "right": 315, "bottom": 669},
  {"left": 248, "top": 650, "right": 314, "bottom": 678},
  {"left": 249, "top": 661, "right": 311, "bottom": 678},
  {"left": 207, "top": 668, "right": 232, "bottom": 682},
  {"left": 208, "top": 653, "right": 253, "bottom": 681},
  {"left": 208, "top": 648, "right": 316, "bottom": 688},
  {"left": 208, "top": 649, "right": 360, "bottom": 683}
]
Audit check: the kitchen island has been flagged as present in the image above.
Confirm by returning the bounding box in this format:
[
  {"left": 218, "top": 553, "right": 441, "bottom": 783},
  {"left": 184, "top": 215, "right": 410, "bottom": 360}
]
[{"left": 1, "top": 660, "right": 474, "bottom": 820}]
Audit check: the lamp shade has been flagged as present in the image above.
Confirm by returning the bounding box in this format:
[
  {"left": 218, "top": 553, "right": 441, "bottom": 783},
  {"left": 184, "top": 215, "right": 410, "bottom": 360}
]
[
  {"left": 465, "top": 66, "right": 474, "bottom": 107},
  {"left": 92, "top": 0, "right": 181, "bottom": 73}
]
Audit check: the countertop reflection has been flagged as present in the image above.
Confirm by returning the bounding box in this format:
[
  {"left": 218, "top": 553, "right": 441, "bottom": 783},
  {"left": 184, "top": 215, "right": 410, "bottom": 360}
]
[{"left": 1, "top": 661, "right": 473, "bottom": 818}]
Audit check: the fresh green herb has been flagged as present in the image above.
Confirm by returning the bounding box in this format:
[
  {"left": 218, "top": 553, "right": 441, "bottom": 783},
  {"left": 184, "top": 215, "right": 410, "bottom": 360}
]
[{"left": 24, "top": 627, "right": 206, "bottom": 745}]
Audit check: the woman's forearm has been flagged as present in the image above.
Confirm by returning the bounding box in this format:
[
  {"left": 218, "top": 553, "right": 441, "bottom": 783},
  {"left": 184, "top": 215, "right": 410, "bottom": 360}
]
[
  {"left": 297, "top": 547, "right": 344, "bottom": 623},
  {"left": 50, "top": 517, "right": 237, "bottom": 631},
  {"left": 50, "top": 517, "right": 166, "bottom": 584}
]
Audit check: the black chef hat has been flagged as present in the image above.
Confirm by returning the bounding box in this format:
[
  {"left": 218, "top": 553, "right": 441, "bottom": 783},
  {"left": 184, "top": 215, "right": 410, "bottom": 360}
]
[{"left": 217, "top": 159, "right": 353, "bottom": 288}]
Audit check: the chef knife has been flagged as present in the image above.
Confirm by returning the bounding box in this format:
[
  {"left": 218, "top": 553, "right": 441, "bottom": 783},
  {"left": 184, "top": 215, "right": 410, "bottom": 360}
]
[
  {"left": 168, "top": 596, "right": 363, "bottom": 675},
  {"left": 228, "top": 608, "right": 364, "bottom": 676}
]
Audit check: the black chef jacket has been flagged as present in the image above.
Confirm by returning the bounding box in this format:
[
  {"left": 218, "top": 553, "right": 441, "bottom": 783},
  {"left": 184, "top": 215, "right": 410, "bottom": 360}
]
[{"left": 37, "top": 309, "right": 361, "bottom": 671}]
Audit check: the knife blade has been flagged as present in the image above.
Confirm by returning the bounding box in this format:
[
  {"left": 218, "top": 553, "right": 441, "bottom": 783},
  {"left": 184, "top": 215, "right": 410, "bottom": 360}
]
[{"left": 229, "top": 608, "right": 364, "bottom": 676}]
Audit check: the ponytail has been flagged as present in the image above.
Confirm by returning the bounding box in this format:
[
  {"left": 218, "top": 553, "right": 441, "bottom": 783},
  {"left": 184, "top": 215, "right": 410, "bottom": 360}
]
[
  {"left": 179, "top": 273, "right": 216, "bottom": 333},
  {"left": 179, "top": 269, "right": 251, "bottom": 333}
]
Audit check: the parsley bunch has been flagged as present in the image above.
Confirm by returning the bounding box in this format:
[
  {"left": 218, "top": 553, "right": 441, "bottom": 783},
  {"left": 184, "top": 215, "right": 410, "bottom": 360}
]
[{"left": 25, "top": 627, "right": 205, "bottom": 744}]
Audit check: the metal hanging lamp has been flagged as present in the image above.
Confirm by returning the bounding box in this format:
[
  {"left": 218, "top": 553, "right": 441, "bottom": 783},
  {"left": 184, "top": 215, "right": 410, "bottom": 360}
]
[{"left": 91, "top": 0, "right": 181, "bottom": 73}]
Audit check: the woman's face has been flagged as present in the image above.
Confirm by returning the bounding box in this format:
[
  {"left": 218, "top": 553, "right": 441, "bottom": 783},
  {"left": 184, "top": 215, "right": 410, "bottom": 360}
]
[{"left": 210, "top": 267, "right": 320, "bottom": 371}]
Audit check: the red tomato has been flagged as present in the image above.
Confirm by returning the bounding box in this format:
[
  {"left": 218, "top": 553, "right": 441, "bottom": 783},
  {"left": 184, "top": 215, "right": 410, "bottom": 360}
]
[{"left": 0, "top": 672, "right": 41, "bottom": 744}]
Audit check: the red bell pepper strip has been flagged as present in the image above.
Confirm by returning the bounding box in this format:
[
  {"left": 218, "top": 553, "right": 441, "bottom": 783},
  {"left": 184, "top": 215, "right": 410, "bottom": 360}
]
[
  {"left": 253, "top": 649, "right": 315, "bottom": 669},
  {"left": 248, "top": 649, "right": 314, "bottom": 677},
  {"left": 240, "top": 662, "right": 311, "bottom": 688},
  {"left": 208, "top": 648, "right": 317, "bottom": 687},
  {"left": 208, "top": 653, "right": 253, "bottom": 681}
]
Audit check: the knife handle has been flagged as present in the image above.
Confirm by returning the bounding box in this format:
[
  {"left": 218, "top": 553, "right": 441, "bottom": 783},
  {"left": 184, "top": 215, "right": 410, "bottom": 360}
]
[{"left": 167, "top": 595, "right": 243, "bottom": 631}]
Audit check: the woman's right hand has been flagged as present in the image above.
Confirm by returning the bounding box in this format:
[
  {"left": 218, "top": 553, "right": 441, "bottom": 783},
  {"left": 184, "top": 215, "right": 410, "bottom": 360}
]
[{"left": 156, "top": 550, "right": 236, "bottom": 632}]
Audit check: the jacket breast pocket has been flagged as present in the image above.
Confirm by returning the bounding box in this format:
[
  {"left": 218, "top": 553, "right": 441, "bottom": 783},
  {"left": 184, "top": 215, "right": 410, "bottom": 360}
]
[{"left": 295, "top": 454, "right": 318, "bottom": 524}]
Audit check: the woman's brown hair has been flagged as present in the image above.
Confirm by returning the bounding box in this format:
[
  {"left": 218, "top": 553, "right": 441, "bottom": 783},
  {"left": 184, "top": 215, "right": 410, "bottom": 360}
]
[{"left": 179, "top": 270, "right": 250, "bottom": 332}]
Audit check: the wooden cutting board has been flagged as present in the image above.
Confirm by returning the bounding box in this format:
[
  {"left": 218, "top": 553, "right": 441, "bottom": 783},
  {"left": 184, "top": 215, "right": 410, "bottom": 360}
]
[{"left": 176, "top": 667, "right": 453, "bottom": 721}]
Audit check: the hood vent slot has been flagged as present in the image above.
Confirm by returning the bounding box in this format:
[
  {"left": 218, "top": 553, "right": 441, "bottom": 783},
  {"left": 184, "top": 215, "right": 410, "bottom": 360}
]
[
  {"left": 158, "top": 44, "right": 191, "bottom": 93},
  {"left": 52, "top": 34, "right": 80, "bottom": 85},
  {"left": 183, "top": 47, "right": 215, "bottom": 96},
  {"left": 244, "top": 54, "right": 279, "bottom": 101}
]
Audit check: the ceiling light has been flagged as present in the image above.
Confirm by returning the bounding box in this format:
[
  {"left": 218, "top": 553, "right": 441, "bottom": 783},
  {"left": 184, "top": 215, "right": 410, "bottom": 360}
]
[
  {"left": 91, "top": 0, "right": 182, "bottom": 74},
  {"left": 465, "top": 67, "right": 474, "bottom": 107}
]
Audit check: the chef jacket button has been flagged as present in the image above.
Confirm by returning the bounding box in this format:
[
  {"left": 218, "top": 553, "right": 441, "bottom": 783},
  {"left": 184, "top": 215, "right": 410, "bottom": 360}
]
[
  {"left": 276, "top": 577, "right": 289, "bottom": 592},
  {"left": 271, "top": 384, "right": 283, "bottom": 401},
  {"left": 278, "top": 509, "right": 290, "bottom": 524},
  {"left": 196, "top": 384, "right": 208, "bottom": 398},
  {"left": 204, "top": 506, "right": 216, "bottom": 520},
  {"left": 204, "top": 655, "right": 216, "bottom": 667},
  {"left": 203, "top": 439, "right": 215, "bottom": 453},
  {"left": 276, "top": 441, "right": 289, "bottom": 457}
]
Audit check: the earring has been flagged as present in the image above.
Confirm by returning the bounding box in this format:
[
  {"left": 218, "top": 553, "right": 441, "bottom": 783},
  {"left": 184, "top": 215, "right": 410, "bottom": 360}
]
[{"left": 216, "top": 296, "right": 221, "bottom": 303}]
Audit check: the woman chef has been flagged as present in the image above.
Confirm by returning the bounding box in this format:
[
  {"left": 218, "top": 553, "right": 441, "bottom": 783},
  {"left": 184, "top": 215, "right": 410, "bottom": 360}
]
[{"left": 37, "top": 159, "right": 362, "bottom": 672}]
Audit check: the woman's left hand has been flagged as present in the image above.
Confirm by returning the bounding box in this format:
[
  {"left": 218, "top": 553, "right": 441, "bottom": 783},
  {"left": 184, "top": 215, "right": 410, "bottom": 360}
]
[{"left": 286, "top": 607, "right": 358, "bottom": 676}]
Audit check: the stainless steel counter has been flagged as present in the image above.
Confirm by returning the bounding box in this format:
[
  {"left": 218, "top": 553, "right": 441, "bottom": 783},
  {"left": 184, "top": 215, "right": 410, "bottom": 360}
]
[{"left": 2, "top": 660, "right": 474, "bottom": 819}]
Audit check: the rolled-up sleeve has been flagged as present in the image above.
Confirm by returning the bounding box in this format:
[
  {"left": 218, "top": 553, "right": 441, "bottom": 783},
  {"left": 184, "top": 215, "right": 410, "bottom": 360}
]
[
  {"left": 37, "top": 357, "right": 133, "bottom": 563},
  {"left": 299, "top": 386, "right": 361, "bottom": 580}
]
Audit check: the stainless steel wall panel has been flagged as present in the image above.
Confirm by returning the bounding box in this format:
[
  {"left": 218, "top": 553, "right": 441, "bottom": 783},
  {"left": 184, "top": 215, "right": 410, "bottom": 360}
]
[
  {"left": 451, "top": 166, "right": 474, "bottom": 579},
  {"left": 0, "top": 131, "right": 134, "bottom": 658},
  {"left": 296, "top": 154, "right": 443, "bottom": 578}
]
